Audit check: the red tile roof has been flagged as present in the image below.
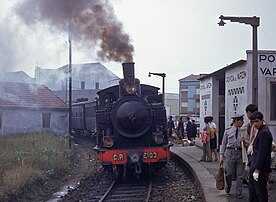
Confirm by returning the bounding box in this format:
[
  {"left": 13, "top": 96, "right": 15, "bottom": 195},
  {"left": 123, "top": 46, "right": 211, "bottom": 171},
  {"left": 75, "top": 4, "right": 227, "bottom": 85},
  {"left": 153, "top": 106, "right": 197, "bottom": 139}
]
[
  {"left": 0, "top": 82, "right": 67, "bottom": 109},
  {"left": 179, "top": 74, "right": 201, "bottom": 81}
]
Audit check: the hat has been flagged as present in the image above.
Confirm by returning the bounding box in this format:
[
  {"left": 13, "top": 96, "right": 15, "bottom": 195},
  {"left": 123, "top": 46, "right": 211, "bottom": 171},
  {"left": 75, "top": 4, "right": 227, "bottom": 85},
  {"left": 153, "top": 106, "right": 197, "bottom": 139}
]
[{"left": 231, "top": 114, "right": 244, "bottom": 119}]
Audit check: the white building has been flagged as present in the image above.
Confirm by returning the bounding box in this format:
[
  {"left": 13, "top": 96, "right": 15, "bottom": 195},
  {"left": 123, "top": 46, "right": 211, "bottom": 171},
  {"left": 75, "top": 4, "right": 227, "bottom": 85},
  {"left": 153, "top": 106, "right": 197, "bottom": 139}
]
[
  {"left": 35, "top": 63, "right": 120, "bottom": 102},
  {"left": 35, "top": 63, "right": 119, "bottom": 91},
  {"left": 0, "top": 82, "right": 68, "bottom": 135},
  {"left": 199, "top": 50, "right": 276, "bottom": 143},
  {"left": 165, "top": 93, "right": 179, "bottom": 118}
]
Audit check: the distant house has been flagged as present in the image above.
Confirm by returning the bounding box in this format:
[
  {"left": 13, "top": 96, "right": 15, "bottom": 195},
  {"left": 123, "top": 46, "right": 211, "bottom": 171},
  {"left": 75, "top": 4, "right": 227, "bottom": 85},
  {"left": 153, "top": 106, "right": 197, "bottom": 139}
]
[
  {"left": 0, "top": 82, "right": 68, "bottom": 135},
  {"left": 0, "top": 71, "right": 35, "bottom": 84},
  {"left": 179, "top": 74, "right": 201, "bottom": 117},
  {"left": 35, "top": 63, "right": 120, "bottom": 102}
]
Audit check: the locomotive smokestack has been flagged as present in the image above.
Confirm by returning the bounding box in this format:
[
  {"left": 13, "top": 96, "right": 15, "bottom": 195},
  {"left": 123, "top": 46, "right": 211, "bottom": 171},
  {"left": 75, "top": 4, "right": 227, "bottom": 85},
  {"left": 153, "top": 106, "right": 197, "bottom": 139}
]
[{"left": 122, "top": 62, "right": 135, "bottom": 83}]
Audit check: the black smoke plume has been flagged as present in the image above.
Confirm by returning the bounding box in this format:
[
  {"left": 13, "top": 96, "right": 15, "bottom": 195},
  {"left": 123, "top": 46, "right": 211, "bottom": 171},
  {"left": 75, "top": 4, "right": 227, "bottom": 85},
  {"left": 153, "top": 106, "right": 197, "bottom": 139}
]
[{"left": 15, "top": 0, "right": 134, "bottom": 62}]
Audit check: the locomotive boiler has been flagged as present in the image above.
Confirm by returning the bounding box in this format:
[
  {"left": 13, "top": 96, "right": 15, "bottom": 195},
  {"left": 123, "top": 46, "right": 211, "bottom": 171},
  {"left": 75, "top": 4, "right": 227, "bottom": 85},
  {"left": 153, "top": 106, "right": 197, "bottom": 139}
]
[{"left": 94, "top": 62, "right": 172, "bottom": 178}]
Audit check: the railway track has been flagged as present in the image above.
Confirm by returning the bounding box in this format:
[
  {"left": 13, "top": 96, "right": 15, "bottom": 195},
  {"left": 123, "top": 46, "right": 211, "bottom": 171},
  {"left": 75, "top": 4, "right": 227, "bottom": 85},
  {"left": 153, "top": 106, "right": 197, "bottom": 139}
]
[
  {"left": 99, "top": 179, "right": 152, "bottom": 202},
  {"left": 60, "top": 138, "right": 203, "bottom": 202}
]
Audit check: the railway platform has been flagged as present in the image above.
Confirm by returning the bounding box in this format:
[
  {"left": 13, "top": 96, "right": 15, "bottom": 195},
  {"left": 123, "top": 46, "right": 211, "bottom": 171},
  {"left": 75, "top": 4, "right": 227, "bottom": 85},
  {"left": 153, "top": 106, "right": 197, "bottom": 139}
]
[{"left": 170, "top": 137, "right": 276, "bottom": 202}]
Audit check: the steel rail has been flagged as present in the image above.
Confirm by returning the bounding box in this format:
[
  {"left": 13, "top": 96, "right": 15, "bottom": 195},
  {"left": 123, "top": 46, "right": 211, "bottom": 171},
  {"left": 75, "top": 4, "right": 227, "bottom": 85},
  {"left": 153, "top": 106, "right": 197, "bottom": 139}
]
[
  {"left": 145, "top": 179, "right": 152, "bottom": 202},
  {"left": 98, "top": 180, "right": 116, "bottom": 202}
]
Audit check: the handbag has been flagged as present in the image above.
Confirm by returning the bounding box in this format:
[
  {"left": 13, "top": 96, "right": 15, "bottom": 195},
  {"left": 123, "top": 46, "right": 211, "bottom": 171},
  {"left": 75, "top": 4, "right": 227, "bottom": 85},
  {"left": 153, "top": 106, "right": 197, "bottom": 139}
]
[
  {"left": 216, "top": 163, "right": 225, "bottom": 190},
  {"left": 210, "top": 128, "right": 216, "bottom": 139}
]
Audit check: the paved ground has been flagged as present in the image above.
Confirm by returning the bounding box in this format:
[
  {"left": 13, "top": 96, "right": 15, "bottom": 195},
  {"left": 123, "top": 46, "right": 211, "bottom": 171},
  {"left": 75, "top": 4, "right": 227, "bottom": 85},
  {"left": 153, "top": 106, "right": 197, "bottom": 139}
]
[{"left": 170, "top": 137, "right": 276, "bottom": 202}]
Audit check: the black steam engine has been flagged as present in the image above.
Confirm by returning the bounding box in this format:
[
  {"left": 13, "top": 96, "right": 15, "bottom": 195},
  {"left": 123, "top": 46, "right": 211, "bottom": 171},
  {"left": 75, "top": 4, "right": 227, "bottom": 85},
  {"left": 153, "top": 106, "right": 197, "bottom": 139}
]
[{"left": 94, "top": 63, "right": 172, "bottom": 178}]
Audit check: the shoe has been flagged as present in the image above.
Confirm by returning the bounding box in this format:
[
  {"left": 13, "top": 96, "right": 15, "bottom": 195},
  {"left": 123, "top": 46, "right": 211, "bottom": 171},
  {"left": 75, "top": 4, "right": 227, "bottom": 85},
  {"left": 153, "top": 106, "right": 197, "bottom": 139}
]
[
  {"left": 236, "top": 194, "right": 243, "bottom": 199},
  {"left": 199, "top": 159, "right": 205, "bottom": 162},
  {"left": 243, "top": 179, "right": 249, "bottom": 185},
  {"left": 225, "top": 187, "right": 230, "bottom": 196},
  {"left": 225, "top": 191, "right": 230, "bottom": 197}
]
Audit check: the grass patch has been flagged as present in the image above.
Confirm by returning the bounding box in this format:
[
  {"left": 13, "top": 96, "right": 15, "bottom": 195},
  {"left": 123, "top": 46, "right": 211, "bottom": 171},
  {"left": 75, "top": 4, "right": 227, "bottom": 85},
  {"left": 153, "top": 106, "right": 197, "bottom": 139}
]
[{"left": 0, "top": 133, "right": 73, "bottom": 200}]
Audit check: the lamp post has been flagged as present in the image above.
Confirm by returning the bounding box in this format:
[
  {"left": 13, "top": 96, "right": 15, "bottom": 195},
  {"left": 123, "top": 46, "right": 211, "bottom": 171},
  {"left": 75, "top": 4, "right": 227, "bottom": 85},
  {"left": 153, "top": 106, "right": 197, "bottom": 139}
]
[
  {"left": 218, "top": 15, "right": 260, "bottom": 105},
  {"left": 148, "top": 72, "right": 166, "bottom": 105}
]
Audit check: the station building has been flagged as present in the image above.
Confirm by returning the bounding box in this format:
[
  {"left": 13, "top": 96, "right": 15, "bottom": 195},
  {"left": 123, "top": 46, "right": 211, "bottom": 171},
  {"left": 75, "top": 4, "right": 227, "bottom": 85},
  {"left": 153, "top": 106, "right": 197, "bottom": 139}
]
[{"left": 199, "top": 50, "right": 276, "bottom": 143}]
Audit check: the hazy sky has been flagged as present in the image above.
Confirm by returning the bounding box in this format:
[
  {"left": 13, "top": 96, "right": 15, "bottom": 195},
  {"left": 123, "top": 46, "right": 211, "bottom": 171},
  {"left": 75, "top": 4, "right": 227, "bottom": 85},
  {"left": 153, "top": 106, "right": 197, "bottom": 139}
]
[{"left": 1, "top": 0, "right": 276, "bottom": 93}]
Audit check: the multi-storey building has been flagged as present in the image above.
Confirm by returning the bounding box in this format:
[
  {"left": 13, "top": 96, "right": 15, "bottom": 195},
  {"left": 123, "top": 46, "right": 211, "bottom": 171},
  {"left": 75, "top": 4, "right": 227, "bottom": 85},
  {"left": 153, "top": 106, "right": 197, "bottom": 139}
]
[{"left": 179, "top": 74, "right": 201, "bottom": 118}]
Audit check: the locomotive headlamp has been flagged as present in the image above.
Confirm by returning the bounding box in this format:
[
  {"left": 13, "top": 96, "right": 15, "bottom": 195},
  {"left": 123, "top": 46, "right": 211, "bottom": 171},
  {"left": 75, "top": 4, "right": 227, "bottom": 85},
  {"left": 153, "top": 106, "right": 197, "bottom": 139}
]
[
  {"left": 103, "top": 136, "right": 114, "bottom": 148},
  {"left": 124, "top": 82, "right": 136, "bottom": 94}
]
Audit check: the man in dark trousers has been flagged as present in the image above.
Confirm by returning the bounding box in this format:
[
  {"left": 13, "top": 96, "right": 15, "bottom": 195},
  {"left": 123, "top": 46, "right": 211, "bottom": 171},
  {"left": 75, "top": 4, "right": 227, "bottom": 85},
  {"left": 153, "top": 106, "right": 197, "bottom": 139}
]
[
  {"left": 249, "top": 111, "right": 273, "bottom": 202},
  {"left": 167, "top": 116, "right": 175, "bottom": 140},
  {"left": 177, "top": 117, "right": 184, "bottom": 139},
  {"left": 190, "top": 119, "right": 197, "bottom": 141},
  {"left": 244, "top": 104, "right": 258, "bottom": 185},
  {"left": 186, "top": 117, "right": 192, "bottom": 140}
]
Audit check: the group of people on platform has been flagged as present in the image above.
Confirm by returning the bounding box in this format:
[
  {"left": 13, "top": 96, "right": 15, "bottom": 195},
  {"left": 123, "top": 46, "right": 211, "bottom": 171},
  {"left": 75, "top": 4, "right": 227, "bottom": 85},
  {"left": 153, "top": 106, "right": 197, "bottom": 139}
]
[
  {"left": 168, "top": 104, "right": 275, "bottom": 201},
  {"left": 202, "top": 104, "right": 274, "bottom": 201},
  {"left": 167, "top": 115, "right": 198, "bottom": 142},
  {"left": 219, "top": 104, "right": 274, "bottom": 201}
]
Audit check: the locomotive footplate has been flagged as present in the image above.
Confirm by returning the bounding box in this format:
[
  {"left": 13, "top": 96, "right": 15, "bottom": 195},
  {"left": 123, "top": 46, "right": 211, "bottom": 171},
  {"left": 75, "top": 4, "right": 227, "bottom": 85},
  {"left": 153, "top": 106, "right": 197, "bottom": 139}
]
[{"left": 98, "top": 147, "right": 170, "bottom": 165}]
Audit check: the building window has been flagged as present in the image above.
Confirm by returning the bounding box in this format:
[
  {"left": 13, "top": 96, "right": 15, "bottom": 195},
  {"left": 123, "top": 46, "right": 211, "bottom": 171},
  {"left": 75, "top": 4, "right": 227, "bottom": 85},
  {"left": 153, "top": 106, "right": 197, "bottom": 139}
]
[
  {"left": 50, "top": 75, "right": 56, "bottom": 84},
  {"left": 61, "top": 81, "right": 67, "bottom": 90},
  {"left": 81, "top": 81, "right": 85, "bottom": 90},
  {"left": 181, "top": 102, "right": 188, "bottom": 107},
  {"left": 181, "top": 90, "right": 188, "bottom": 100},
  {"left": 42, "top": 113, "right": 51, "bottom": 128},
  {"left": 196, "top": 101, "right": 200, "bottom": 108},
  {"left": 95, "top": 82, "right": 99, "bottom": 89},
  {"left": 271, "top": 82, "right": 276, "bottom": 121},
  {"left": 0, "top": 112, "right": 2, "bottom": 129}
]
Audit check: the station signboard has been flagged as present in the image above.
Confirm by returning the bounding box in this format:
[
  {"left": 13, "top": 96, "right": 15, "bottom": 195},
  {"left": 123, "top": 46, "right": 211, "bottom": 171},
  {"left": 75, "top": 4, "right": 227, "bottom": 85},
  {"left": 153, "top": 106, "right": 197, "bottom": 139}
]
[
  {"left": 199, "top": 77, "right": 212, "bottom": 130},
  {"left": 225, "top": 64, "right": 248, "bottom": 127}
]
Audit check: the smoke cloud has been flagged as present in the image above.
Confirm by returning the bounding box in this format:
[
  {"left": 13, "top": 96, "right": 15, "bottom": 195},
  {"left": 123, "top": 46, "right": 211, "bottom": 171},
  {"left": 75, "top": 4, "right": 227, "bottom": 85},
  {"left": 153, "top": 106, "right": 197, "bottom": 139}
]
[{"left": 15, "top": 0, "right": 134, "bottom": 62}]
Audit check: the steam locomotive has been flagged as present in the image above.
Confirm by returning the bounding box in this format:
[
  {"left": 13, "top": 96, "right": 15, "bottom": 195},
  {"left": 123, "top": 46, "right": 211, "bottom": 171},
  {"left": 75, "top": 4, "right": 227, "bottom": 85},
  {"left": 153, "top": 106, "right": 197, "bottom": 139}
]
[{"left": 94, "top": 63, "right": 172, "bottom": 178}]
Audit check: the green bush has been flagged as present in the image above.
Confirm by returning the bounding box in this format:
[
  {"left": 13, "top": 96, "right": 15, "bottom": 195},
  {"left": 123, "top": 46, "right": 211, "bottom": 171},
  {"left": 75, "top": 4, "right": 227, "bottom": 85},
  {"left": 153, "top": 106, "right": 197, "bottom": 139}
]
[{"left": 0, "top": 133, "right": 74, "bottom": 197}]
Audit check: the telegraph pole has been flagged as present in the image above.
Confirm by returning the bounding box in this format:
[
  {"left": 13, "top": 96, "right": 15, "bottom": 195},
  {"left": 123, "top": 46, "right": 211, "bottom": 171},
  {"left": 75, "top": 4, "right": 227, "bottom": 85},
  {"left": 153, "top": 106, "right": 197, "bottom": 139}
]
[{"left": 68, "top": 23, "right": 72, "bottom": 148}]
